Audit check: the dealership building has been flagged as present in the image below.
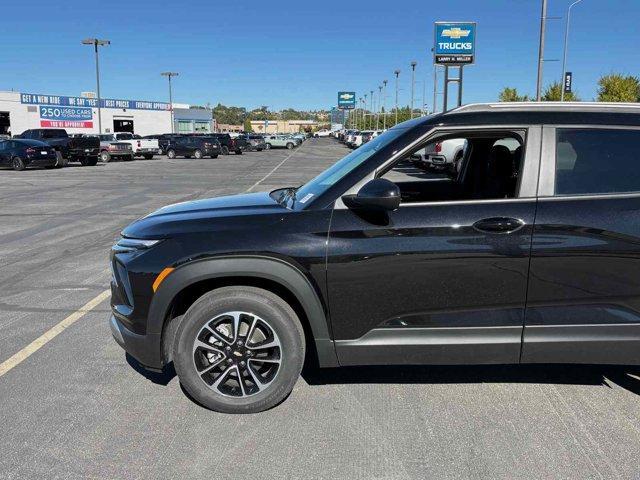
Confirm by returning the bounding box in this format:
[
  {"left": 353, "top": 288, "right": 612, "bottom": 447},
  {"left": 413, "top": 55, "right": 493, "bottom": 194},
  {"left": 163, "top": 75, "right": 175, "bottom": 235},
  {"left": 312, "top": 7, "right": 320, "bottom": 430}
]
[{"left": 0, "top": 91, "right": 213, "bottom": 137}]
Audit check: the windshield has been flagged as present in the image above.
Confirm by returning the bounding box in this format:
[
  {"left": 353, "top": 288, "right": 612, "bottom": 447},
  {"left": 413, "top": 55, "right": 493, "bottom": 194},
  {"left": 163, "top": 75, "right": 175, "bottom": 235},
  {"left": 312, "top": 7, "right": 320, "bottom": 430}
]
[
  {"left": 292, "top": 127, "right": 409, "bottom": 206},
  {"left": 42, "top": 129, "right": 67, "bottom": 139}
]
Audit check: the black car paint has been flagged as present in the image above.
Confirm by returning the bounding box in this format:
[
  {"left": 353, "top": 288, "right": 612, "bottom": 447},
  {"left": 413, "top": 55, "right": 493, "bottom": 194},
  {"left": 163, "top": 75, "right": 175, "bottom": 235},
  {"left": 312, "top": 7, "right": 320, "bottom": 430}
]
[
  {"left": 16, "top": 128, "right": 99, "bottom": 161},
  {"left": 165, "top": 136, "right": 220, "bottom": 157},
  {"left": 110, "top": 107, "right": 640, "bottom": 371},
  {"left": 0, "top": 139, "right": 57, "bottom": 168}
]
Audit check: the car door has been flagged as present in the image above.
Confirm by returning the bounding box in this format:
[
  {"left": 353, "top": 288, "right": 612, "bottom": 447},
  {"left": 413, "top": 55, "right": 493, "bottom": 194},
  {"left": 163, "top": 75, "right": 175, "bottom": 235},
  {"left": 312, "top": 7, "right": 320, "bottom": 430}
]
[
  {"left": 326, "top": 127, "right": 541, "bottom": 366},
  {"left": 0, "top": 141, "right": 8, "bottom": 165},
  {"left": 522, "top": 125, "right": 640, "bottom": 365}
]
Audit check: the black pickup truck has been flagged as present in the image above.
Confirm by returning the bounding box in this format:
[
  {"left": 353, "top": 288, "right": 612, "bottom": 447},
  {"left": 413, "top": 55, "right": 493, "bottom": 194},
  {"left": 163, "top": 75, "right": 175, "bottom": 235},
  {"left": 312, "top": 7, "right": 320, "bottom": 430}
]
[
  {"left": 209, "top": 133, "right": 247, "bottom": 155},
  {"left": 16, "top": 129, "right": 100, "bottom": 166}
]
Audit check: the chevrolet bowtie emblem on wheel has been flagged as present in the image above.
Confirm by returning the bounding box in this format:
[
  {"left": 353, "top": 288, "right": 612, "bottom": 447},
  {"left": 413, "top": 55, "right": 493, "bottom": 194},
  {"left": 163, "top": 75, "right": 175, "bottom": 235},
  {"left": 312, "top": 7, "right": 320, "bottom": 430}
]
[{"left": 442, "top": 27, "right": 471, "bottom": 39}]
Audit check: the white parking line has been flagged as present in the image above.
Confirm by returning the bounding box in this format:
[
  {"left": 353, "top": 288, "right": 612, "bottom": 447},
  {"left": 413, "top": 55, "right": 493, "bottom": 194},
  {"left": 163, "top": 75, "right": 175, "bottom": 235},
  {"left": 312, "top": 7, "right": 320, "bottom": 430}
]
[
  {"left": 0, "top": 289, "right": 110, "bottom": 378},
  {"left": 246, "top": 143, "right": 305, "bottom": 192}
]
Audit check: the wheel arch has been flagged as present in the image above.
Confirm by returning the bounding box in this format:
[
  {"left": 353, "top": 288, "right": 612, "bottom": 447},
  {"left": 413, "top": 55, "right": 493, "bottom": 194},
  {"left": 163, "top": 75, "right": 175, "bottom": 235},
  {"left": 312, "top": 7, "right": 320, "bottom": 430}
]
[{"left": 148, "top": 256, "right": 338, "bottom": 369}]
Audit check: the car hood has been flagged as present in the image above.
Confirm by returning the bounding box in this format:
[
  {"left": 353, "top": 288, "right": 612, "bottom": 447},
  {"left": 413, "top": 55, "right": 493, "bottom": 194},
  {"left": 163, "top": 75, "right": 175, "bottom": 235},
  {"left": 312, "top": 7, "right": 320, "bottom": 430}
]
[{"left": 122, "top": 191, "right": 286, "bottom": 238}]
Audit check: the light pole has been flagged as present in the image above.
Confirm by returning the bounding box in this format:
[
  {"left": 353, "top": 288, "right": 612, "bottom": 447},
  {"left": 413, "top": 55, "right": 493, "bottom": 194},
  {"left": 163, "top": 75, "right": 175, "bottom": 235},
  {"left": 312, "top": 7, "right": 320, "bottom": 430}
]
[
  {"left": 161, "top": 72, "right": 179, "bottom": 134},
  {"left": 394, "top": 70, "right": 400, "bottom": 125},
  {"left": 358, "top": 97, "right": 363, "bottom": 129},
  {"left": 382, "top": 80, "right": 388, "bottom": 129},
  {"left": 560, "top": 0, "right": 584, "bottom": 101},
  {"left": 536, "top": 0, "right": 548, "bottom": 101},
  {"left": 410, "top": 61, "right": 417, "bottom": 118},
  {"left": 81, "top": 38, "right": 110, "bottom": 134},
  {"left": 364, "top": 93, "right": 368, "bottom": 129},
  {"left": 369, "top": 89, "right": 374, "bottom": 129},
  {"left": 376, "top": 85, "right": 382, "bottom": 130}
]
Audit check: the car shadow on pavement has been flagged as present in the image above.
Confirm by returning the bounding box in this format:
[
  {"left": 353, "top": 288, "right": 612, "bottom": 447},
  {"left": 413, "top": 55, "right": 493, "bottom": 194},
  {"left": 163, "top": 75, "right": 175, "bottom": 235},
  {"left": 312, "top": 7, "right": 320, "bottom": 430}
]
[
  {"left": 302, "top": 363, "right": 640, "bottom": 396},
  {"left": 126, "top": 354, "right": 176, "bottom": 386}
]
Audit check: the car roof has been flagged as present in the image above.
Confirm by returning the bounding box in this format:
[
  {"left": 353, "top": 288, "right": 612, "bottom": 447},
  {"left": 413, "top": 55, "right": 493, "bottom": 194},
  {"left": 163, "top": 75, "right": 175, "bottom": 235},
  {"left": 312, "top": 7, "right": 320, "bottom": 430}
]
[{"left": 405, "top": 102, "right": 640, "bottom": 129}]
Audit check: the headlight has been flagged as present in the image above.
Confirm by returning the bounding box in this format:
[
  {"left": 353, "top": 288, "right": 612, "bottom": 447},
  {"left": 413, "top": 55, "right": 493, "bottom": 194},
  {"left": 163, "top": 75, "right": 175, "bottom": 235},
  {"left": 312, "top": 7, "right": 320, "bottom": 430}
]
[{"left": 114, "top": 237, "right": 162, "bottom": 252}]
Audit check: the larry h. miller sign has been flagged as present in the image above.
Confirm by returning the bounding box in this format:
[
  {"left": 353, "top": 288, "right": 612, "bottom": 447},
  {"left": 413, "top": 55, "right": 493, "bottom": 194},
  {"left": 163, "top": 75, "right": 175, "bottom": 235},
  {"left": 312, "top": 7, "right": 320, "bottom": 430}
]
[
  {"left": 434, "top": 22, "right": 476, "bottom": 65},
  {"left": 337, "top": 92, "right": 356, "bottom": 110}
]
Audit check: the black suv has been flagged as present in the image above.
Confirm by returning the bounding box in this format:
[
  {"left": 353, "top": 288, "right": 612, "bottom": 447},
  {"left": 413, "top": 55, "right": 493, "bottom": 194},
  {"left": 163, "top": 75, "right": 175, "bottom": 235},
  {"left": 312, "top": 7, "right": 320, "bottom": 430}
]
[
  {"left": 110, "top": 103, "right": 640, "bottom": 413},
  {"left": 210, "top": 133, "right": 246, "bottom": 155},
  {"left": 164, "top": 136, "right": 220, "bottom": 159}
]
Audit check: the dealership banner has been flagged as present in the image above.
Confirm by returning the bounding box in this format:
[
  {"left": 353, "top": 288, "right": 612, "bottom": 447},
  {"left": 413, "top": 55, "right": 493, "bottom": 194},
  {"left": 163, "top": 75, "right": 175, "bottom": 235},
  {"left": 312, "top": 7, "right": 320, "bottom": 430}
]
[
  {"left": 337, "top": 92, "right": 356, "bottom": 110},
  {"left": 434, "top": 22, "right": 476, "bottom": 65},
  {"left": 21, "top": 92, "right": 170, "bottom": 111},
  {"left": 39, "top": 105, "right": 93, "bottom": 128}
]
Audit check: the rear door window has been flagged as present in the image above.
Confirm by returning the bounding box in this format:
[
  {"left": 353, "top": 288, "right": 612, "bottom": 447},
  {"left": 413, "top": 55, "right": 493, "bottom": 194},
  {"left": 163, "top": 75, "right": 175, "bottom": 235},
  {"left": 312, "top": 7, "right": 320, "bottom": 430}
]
[{"left": 555, "top": 128, "right": 640, "bottom": 196}]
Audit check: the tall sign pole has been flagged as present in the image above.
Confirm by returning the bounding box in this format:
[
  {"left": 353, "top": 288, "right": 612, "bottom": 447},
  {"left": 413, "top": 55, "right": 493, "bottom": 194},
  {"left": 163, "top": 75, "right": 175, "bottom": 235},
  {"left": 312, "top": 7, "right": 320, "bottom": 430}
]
[
  {"left": 434, "top": 22, "right": 476, "bottom": 112},
  {"left": 394, "top": 70, "right": 400, "bottom": 125},
  {"left": 536, "top": 0, "right": 548, "bottom": 101}
]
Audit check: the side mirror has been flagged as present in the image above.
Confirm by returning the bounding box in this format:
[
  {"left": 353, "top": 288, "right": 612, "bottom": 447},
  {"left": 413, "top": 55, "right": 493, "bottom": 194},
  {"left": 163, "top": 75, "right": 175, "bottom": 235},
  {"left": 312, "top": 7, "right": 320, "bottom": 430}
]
[{"left": 342, "top": 178, "right": 401, "bottom": 212}]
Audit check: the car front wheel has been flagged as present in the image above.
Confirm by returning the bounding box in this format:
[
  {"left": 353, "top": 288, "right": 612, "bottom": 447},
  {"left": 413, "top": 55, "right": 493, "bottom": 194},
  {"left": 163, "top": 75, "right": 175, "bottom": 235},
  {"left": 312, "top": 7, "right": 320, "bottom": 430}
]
[
  {"left": 100, "top": 151, "right": 111, "bottom": 163},
  {"left": 167, "top": 149, "right": 176, "bottom": 159},
  {"left": 12, "top": 156, "right": 26, "bottom": 171},
  {"left": 286, "top": 142, "right": 294, "bottom": 149},
  {"left": 194, "top": 149, "right": 203, "bottom": 159},
  {"left": 173, "top": 286, "right": 305, "bottom": 414}
]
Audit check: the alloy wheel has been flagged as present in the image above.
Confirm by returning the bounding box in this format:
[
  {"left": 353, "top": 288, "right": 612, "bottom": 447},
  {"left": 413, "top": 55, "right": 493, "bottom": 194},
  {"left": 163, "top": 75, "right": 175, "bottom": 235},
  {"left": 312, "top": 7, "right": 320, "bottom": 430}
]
[{"left": 192, "top": 311, "right": 282, "bottom": 398}]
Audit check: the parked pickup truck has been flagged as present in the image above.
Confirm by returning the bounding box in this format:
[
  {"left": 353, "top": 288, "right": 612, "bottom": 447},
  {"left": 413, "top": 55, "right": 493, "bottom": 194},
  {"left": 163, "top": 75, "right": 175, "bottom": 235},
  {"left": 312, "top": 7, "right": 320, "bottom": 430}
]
[
  {"left": 16, "top": 128, "right": 99, "bottom": 166},
  {"left": 97, "top": 134, "right": 134, "bottom": 162},
  {"left": 112, "top": 132, "right": 161, "bottom": 159}
]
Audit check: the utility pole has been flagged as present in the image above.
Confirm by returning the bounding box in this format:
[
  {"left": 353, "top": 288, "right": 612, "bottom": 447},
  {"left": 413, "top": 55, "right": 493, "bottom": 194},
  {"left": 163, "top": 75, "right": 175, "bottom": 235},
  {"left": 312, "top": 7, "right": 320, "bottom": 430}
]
[
  {"left": 410, "top": 61, "right": 417, "bottom": 118},
  {"left": 382, "top": 79, "right": 388, "bottom": 129},
  {"left": 561, "top": 0, "right": 584, "bottom": 101},
  {"left": 394, "top": 70, "right": 400, "bottom": 125},
  {"left": 161, "top": 72, "right": 179, "bottom": 134},
  {"left": 81, "top": 38, "right": 110, "bottom": 134},
  {"left": 536, "top": 0, "right": 548, "bottom": 101}
]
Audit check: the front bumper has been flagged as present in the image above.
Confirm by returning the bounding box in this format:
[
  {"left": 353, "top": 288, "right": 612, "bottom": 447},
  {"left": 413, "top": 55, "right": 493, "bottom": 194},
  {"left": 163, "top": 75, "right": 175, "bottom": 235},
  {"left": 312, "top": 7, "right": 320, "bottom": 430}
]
[{"left": 110, "top": 314, "right": 162, "bottom": 369}]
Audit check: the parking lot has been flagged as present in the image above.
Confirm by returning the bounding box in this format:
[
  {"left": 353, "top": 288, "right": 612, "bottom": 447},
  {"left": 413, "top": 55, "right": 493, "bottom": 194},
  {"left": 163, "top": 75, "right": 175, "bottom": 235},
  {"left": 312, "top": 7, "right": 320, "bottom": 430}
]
[{"left": 2, "top": 137, "right": 640, "bottom": 479}]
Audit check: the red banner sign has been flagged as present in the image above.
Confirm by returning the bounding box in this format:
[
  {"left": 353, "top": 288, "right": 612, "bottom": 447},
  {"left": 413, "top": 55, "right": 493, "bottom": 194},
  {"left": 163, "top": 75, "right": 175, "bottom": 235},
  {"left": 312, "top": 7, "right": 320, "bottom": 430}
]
[{"left": 40, "top": 120, "right": 94, "bottom": 128}]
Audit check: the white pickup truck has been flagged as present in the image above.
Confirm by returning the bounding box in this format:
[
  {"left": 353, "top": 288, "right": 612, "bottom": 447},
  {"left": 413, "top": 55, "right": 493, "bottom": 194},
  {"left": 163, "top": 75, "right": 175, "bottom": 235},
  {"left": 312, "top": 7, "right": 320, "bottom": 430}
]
[{"left": 112, "top": 132, "right": 161, "bottom": 159}]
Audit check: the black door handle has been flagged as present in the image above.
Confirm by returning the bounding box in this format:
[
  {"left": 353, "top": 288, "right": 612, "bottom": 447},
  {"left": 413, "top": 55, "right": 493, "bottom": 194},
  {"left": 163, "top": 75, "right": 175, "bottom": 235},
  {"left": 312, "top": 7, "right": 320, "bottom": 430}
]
[{"left": 473, "top": 217, "right": 525, "bottom": 234}]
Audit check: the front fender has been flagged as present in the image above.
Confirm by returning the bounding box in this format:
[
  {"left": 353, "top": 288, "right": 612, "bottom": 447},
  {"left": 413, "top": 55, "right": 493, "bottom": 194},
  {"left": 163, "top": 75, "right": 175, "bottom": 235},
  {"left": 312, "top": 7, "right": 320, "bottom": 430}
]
[{"left": 148, "top": 255, "right": 338, "bottom": 368}]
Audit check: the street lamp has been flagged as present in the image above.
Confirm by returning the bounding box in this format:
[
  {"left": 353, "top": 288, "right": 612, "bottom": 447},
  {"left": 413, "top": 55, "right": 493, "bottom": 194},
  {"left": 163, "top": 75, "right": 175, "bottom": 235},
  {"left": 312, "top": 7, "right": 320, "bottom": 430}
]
[
  {"left": 410, "top": 61, "right": 417, "bottom": 118},
  {"left": 161, "top": 72, "right": 179, "bottom": 133},
  {"left": 376, "top": 85, "right": 382, "bottom": 130},
  {"left": 394, "top": 70, "right": 400, "bottom": 125},
  {"left": 364, "top": 93, "right": 368, "bottom": 129},
  {"left": 81, "top": 38, "right": 110, "bottom": 134},
  {"left": 369, "top": 89, "right": 374, "bottom": 129},
  {"left": 358, "top": 97, "right": 363, "bottom": 129},
  {"left": 382, "top": 80, "right": 388, "bottom": 129},
  {"left": 560, "top": 0, "right": 585, "bottom": 101}
]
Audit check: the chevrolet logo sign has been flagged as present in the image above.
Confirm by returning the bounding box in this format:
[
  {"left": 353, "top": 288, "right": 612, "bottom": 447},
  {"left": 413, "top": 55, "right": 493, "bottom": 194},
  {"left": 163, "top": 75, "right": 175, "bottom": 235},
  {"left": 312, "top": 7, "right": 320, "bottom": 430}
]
[
  {"left": 339, "top": 93, "right": 354, "bottom": 100},
  {"left": 442, "top": 27, "right": 471, "bottom": 39}
]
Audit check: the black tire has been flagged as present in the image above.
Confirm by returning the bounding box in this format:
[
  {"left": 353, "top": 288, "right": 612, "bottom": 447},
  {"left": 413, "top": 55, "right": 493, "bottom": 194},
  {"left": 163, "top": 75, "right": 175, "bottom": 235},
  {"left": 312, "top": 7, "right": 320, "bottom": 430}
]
[
  {"left": 12, "top": 156, "right": 26, "bottom": 171},
  {"left": 167, "top": 149, "right": 176, "bottom": 159},
  {"left": 143, "top": 154, "right": 154, "bottom": 160},
  {"left": 257, "top": 148, "right": 263, "bottom": 152},
  {"left": 265, "top": 143, "right": 271, "bottom": 150},
  {"left": 79, "top": 156, "right": 90, "bottom": 166},
  {"left": 100, "top": 151, "right": 111, "bottom": 163},
  {"left": 54, "top": 151, "right": 67, "bottom": 168},
  {"left": 124, "top": 155, "right": 134, "bottom": 162},
  {"left": 193, "top": 149, "right": 203, "bottom": 159},
  {"left": 86, "top": 156, "right": 98, "bottom": 166},
  {"left": 173, "top": 286, "right": 305, "bottom": 414},
  {"left": 286, "top": 142, "right": 294, "bottom": 149},
  {"left": 221, "top": 146, "right": 230, "bottom": 155},
  {"left": 210, "top": 154, "right": 218, "bottom": 159},
  {"left": 235, "top": 150, "right": 243, "bottom": 155}
]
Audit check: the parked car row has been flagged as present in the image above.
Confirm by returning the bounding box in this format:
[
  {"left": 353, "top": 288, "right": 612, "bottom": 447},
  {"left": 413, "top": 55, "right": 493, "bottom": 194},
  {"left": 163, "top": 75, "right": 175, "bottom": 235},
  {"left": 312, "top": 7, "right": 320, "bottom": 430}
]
[
  {"left": 335, "top": 128, "right": 384, "bottom": 149},
  {"left": 0, "top": 129, "right": 314, "bottom": 170}
]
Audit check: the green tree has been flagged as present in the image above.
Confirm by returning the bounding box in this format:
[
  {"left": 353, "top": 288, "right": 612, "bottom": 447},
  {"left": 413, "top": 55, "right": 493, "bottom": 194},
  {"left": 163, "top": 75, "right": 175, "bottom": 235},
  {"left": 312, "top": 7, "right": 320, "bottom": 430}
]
[
  {"left": 243, "top": 118, "right": 253, "bottom": 132},
  {"left": 498, "top": 87, "right": 530, "bottom": 102},
  {"left": 542, "top": 81, "right": 580, "bottom": 101},
  {"left": 212, "top": 103, "right": 247, "bottom": 125},
  {"left": 597, "top": 73, "right": 640, "bottom": 102}
]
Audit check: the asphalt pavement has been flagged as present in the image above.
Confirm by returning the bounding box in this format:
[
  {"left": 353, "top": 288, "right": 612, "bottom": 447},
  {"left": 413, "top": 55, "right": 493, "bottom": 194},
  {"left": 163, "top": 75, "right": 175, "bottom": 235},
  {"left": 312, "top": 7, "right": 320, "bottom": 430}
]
[{"left": 1, "top": 138, "right": 640, "bottom": 480}]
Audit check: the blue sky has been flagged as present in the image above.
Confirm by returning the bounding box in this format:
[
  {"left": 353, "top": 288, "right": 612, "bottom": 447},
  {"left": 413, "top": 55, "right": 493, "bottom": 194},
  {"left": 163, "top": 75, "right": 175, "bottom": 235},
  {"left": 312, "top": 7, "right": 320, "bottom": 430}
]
[{"left": 1, "top": 0, "right": 639, "bottom": 110}]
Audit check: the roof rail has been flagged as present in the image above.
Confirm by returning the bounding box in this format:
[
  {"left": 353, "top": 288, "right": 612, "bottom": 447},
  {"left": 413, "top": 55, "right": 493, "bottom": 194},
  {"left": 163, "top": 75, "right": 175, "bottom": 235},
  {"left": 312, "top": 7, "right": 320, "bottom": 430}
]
[{"left": 447, "top": 102, "right": 640, "bottom": 114}]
